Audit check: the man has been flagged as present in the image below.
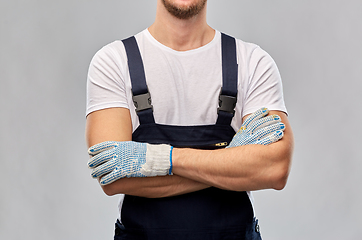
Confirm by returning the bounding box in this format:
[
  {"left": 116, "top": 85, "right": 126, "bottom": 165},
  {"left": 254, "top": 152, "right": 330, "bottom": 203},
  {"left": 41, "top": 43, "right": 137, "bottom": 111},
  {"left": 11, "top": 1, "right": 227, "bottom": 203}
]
[{"left": 86, "top": 0, "right": 294, "bottom": 239}]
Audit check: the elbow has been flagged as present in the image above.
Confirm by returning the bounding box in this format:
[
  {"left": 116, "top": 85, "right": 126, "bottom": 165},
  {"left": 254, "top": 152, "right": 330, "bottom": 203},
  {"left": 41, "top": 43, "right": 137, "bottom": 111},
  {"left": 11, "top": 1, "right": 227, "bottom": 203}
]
[
  {"left": 270, "top": 141, "right": 294, "bottom": 191},
  {"left": 101, "top": 184, "right": 118, "bottom": 196},
  {"left": 271, "top": 159, "right": 291, "bottom": 191},
  {"left": 272, "top": 169, "right": 289, "bottom": 191}
]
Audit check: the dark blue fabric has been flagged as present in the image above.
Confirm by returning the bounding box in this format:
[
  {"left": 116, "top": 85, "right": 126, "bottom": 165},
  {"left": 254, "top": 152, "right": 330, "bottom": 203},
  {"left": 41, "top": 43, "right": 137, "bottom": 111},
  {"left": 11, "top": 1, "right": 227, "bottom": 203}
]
[
  {"left": 122, "top": 37, "right": 149, "bottom": 96},
  {"left": 134, "top": 108, "right": 155, "bottom": 125},
  {"left": 220, "top": 33, "right": 238, "bottom": 98},
  {"left": 216, "top": 33, "right": 238, "bottom": 126},
  {"left": 132, "top": 123, "right": 235, "bottom": 148},
  {"left": 122, "top": 37, "right": 155, "bottom": 124},
  {"left": 115, "top": 218, "right": 262, "bottom": 240},
  {"left": 216, "top": 110, "right": 235, "bottom": 126}
]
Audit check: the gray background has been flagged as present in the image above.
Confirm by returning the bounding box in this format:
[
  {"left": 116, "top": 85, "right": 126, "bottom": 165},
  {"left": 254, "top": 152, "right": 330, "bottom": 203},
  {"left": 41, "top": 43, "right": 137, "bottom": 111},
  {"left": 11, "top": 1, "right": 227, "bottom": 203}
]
[{"left": 1, "top": 0, "right": 361, "bottom": 239}]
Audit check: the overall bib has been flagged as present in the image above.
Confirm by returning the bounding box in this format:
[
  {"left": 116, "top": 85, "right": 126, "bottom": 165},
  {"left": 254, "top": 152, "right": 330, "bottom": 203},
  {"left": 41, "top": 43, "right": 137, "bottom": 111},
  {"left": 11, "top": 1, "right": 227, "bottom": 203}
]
[{"left": 114, "top": 34, "right": 262, "bottom": 240}]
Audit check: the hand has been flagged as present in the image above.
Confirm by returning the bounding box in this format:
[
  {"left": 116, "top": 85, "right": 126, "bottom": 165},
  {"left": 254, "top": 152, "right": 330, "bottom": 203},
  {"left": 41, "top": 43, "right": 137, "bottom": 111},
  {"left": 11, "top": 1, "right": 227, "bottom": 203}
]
[
  {"left": 227, "top": 108, "right": 285, "bottom": 148},
  {"left": 88, "top": 141, "right": 173, "bottom": 185}
]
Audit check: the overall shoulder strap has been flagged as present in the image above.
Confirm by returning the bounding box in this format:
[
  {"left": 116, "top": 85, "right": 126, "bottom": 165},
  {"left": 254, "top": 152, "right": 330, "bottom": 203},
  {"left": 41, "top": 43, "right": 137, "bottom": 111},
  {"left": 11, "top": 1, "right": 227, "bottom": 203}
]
[
  {"left": 122, "top": 34, "right": 238, "bottom": 126},
  {"left": 122, "top": 36, "right": 155, "bottom": 124},
  {"left": 216, "top": 33, "right": 238, "bottom": 126}
]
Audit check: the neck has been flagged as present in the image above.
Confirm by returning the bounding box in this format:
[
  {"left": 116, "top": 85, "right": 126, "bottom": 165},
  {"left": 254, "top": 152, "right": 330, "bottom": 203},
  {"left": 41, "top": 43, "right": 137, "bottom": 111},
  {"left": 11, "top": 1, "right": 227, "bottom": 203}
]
[{"left": 148, "top": 0, "right": 215, "bottom": 51}]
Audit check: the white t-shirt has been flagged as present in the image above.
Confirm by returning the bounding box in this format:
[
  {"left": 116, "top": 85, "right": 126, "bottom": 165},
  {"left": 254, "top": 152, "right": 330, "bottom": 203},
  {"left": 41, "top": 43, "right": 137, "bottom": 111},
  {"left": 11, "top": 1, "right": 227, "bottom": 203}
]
[
  {"left": 86, "top": 29, "right": 287, "bottom": 219},
  {"left": 86, "top": 29, "right": 287, "bottom": 133}
]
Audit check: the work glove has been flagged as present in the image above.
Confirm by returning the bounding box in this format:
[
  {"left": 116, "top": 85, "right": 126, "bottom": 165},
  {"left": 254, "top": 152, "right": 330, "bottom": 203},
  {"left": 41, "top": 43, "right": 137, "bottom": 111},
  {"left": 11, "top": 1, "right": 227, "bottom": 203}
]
[
  {"left": 88, "top": 141, "right": 173, "bottom": 185},
  {"left": 227, "top": 108, "right": 285, "bottom": 148}
]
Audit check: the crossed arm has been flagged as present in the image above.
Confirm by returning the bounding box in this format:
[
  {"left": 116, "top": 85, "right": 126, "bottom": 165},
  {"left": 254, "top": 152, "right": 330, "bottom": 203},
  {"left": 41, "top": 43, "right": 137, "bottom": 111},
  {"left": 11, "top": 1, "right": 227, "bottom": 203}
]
[{"left": 86, "top": 107, "right": 294, "bottom": 198}]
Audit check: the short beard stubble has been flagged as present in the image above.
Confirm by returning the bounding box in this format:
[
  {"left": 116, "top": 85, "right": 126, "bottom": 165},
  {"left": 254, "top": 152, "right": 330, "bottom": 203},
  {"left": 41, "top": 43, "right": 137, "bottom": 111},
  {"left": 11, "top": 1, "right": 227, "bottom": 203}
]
[{"left": 162, "top": 0, "right": 207, "bottom": 20}]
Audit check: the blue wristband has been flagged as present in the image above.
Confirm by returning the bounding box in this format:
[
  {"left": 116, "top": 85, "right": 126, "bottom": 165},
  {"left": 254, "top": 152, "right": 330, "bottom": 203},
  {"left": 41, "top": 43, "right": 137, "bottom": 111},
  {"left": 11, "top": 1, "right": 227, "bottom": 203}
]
[{"left": 169, "top": 146, "right": 173, "bottom": 175}]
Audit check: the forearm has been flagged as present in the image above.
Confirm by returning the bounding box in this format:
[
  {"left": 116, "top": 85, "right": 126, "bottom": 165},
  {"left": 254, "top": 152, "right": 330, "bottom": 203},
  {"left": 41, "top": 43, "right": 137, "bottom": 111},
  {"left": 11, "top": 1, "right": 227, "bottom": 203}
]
[
  {"left": 87, "top": 108, "right": 210, "bottom": 198},
  {"left": 173, "top": 144, "right": 290, "bottom": 191},
  {"left": 87, "top": 108, "right": 293, "bottom": 196},
  {"left": 100, "top": 174, "right": 209, "bottom": 198},
  {"left": 172, "top": 111, "right": 294, "bottom": 192}
]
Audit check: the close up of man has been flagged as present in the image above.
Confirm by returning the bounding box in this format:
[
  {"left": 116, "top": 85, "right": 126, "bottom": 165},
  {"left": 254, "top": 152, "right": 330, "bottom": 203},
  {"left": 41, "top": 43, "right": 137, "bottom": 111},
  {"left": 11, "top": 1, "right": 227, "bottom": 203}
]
[{"left": 86, "top": 0, "right": 294, "bottom": 239}]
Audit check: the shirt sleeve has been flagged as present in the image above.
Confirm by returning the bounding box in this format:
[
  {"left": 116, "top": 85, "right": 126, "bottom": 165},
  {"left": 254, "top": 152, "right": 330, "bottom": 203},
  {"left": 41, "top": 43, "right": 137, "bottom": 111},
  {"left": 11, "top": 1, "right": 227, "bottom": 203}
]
[
  {"left": 86, "top": 42, "right": 129, "bottom": 117},
  {"left": 242, "top": 45, "right": 287, "bottom": 117}
]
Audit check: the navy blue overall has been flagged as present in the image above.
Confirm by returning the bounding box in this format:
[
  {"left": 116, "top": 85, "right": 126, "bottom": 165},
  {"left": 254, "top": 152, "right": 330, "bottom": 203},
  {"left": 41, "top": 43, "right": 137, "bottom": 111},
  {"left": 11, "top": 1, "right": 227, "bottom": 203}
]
[{"left": 115, "top": 34, "right": 262, "bottom": 240}]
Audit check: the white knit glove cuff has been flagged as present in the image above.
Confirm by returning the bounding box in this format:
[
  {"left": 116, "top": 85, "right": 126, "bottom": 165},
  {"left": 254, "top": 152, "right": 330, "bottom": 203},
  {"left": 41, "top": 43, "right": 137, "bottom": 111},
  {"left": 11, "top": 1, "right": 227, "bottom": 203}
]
[{"left": 140, "top": 144, "right": 173, "bottom": 177}]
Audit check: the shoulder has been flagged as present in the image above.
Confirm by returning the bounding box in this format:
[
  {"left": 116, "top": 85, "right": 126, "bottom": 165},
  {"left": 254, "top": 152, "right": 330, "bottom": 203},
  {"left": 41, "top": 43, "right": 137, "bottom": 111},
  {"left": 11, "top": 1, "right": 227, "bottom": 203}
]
[
  {"left": 91, "top": 41, "right": 126, "bottom": 65},
  {"left": 235, "top": 38, "right": 276, "bottom": 65},
  {"left": 90, "top": 30, "right": 149, "bottom": 66},
  {"left": 232, "top": 38, "right": 280, "bottom": 81},
  {"left": 87, "top": 40, "right": 130, "bottom": 79}
]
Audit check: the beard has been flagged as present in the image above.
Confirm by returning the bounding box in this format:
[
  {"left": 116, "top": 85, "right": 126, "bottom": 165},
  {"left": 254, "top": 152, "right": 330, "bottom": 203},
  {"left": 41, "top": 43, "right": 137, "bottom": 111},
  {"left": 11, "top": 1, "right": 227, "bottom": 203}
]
[{"left": 162, "top": 0, "right": 207, "bottom": 20}]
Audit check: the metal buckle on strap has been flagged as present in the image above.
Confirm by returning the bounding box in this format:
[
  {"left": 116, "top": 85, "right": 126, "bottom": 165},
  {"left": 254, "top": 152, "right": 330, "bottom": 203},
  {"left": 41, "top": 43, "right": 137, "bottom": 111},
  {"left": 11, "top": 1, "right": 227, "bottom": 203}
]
[
  {"left": 217, "top": 94, "right": 237, "bottom": 115},
  {"left": 132, "top": 92, "right": 153, "bottom": 112}
]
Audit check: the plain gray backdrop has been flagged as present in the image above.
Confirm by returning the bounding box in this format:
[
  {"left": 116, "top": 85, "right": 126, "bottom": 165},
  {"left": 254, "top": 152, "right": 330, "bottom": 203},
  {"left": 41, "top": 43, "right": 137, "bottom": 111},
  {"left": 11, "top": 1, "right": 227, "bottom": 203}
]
[{"left": 1, "top": 0, "right": 361, "bottom": 239}]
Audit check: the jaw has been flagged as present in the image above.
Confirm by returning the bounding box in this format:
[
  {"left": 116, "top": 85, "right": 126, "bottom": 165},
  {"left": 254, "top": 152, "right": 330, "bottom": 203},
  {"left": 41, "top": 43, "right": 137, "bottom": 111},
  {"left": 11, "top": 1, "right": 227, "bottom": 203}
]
[{"left": 161, "top": 0, "right": 207, "bottom": 20}]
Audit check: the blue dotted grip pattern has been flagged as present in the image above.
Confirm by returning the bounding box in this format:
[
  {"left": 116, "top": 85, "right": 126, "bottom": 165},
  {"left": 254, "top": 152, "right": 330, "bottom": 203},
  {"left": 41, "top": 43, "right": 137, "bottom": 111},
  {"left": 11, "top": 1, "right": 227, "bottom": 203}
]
[
  {"left": 88, "top": 141, "right": 148, "bottom": 185},
  {"left": 227, "top": 108, "right": 285, "bottom": 148}
]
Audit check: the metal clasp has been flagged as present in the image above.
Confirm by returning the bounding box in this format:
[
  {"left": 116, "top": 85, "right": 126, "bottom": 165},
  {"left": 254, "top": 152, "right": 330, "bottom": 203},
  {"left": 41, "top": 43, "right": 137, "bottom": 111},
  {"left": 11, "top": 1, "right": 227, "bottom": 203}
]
[
  {"left": 132, "top": 92, "right": 153, "bottom": 112},
  {"left": 217, "top": 94, "right": 237, "bottom": 115}
]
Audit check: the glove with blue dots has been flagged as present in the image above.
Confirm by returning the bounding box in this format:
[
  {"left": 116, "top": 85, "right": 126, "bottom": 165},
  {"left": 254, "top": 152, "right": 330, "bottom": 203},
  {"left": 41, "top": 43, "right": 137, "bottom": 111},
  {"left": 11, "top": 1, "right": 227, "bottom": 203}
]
[
  {"left": 227, "top": 108, "right": 285, "bottom": 148},
  {"left": 88, "top": 141, "right": 173, "bottom": 185}
]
